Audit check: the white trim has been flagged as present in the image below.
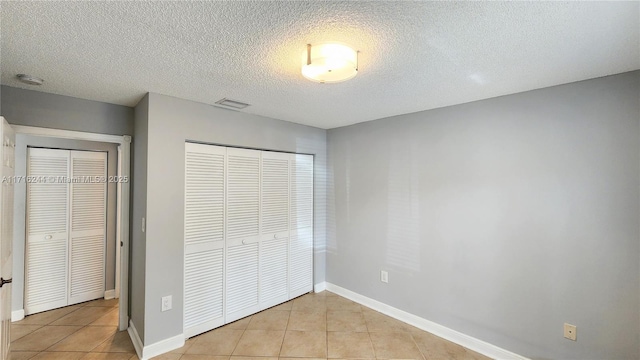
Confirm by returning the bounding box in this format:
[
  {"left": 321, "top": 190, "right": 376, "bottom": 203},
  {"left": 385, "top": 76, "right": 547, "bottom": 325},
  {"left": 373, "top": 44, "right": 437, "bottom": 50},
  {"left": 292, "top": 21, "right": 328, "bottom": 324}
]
[
  {"left": 128, "top": 320, "right": 145, "bottom": 359},
  {"left": 313, "top": 281, "right": 326, "bottom": 293},
  {"left": 128, "top": 319, "right": 186, "bottom": 360},
  {"left": 325, "top": 283, "right": 529, "bottom": 360},
  {"left": 11, "top": 125, "right": 125, "bottom": 144},
  {"left": 14, "top": 125, "right": 131, "bottom": 332},
  {"left": 11, "top": 309, "right": 24, "bottom": 322},
  {"left": 104, "top": 289, "right": 116, "bottom": 300}
]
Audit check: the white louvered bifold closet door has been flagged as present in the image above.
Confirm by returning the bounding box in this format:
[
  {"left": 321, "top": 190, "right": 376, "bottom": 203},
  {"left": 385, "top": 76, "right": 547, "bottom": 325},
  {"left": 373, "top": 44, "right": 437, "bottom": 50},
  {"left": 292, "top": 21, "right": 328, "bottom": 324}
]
[
  {"left": 68, "top": 151, "right": 107, "bottom": 305},
  {"left": 25, "top": 148, "right": 70, "bottom": 315},
  {"left": 289, "top": 154, "right": 314, "bottom": 298},
  {"left": 259, "top": 151, "right": 290, "bottom": 309},
  {"left": 184, "top": 143, "right": 226, "bottom": 338},
  {"left": 225, "top": 147, "right": 261, "bottom": 322}
]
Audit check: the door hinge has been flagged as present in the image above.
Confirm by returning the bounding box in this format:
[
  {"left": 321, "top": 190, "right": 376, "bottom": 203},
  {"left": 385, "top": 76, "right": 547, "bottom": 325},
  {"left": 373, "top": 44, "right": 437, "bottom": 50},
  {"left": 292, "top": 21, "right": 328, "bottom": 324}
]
[
  {"left": 120, "top": 241, "right": 124, "bottom": 247},
  {"left": 0, "top": 277, "right": 12, "bottom": 288}
]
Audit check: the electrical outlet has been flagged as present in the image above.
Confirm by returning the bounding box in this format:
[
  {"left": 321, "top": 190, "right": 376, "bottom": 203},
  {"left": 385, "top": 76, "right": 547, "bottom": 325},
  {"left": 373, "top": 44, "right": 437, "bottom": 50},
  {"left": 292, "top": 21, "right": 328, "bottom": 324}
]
[
  {"left": 564, "top": 323, "right": 577, "bottom": 341},
  {"left": 161, "top": 295, "right": 172, "bottom": 312},
  {"left": 380, "top": 270, "right": 389, "bottom": 283}
]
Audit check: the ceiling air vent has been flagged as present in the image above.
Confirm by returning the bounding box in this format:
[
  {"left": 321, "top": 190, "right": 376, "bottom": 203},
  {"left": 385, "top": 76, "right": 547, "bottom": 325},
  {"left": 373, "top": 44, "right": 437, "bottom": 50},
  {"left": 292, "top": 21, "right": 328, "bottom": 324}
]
[{"left": 215, "top": 98, "right": 250, "bottom": 110}]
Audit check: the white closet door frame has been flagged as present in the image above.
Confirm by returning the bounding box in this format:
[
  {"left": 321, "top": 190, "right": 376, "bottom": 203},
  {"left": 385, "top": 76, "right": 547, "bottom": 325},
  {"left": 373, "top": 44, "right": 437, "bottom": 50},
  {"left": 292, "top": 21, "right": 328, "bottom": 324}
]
[
  {"left": 184, "top": 143, "right": 226, "bottom": 338},
  {"left": 259, "top": 151, "right": 290, "bottom": 309},
  {"left": 68, "top": 150, "right": 107, "bottom": 305},
  {"left": 25, "top": 148, "right": 70, "bottom": 315},
  {"left": 225, "top": 147, "right": 261, "bottom": 323}
]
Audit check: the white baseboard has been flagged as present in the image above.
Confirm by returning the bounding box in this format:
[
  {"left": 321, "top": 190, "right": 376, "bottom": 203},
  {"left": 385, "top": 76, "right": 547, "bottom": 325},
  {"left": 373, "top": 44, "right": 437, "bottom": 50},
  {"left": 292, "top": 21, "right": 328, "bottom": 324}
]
[
  {"left": 104, "top": 289, "right": 116, "bottom": 300},
  {"left": 127, "top": 319, "right": 185, "bottom": 360},
  {"left": 11, "top": 309, "right": 24, "bottom": 322},
  {"left": 314, "top": 281, "right": 327, "bottom": 293},
  {"left": 325, "top": 283, "right": 529, "bottom": 360}
]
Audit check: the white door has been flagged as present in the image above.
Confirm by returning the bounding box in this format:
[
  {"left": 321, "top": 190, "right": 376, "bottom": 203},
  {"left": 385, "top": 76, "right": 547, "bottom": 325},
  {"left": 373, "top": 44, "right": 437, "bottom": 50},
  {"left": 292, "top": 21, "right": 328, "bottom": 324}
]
[
  {"left": 25, "top": 148, "right": 70, "bottom": 314},
  {"left": 0, "top": 118, "right": 15, "bottom": 360},
  {"left": 68, "top": 151, "right": 107, "bottom": 305},
  {"left": 289, "top": 154, "right": 314, "bottom": 298},
  {"left": 184, "top": 143, "right": 225, "bottom": 338},
  {"left": 25, "top": 149, "right": 106, "bottom": 314},
  {"left": 259, "top": 151, "right": 289, "bottom": 309},
  {"left": 225, "top": 147, "right": 260, "bottom": 322}
]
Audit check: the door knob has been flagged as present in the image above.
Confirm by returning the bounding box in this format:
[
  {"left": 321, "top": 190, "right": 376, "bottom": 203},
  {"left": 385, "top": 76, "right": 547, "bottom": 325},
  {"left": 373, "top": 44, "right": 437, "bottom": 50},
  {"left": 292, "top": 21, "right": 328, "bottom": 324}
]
[
  {"left": 45, "top": 235, "right": 53, "bottom": 240},
  {"left": 242, "top": 239, "right": 247, "bottom": 245}
]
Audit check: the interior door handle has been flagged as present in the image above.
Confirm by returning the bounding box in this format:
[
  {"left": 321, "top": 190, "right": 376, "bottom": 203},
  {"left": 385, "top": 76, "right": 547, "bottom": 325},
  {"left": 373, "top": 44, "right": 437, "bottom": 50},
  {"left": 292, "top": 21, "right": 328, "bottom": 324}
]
[
  {"left": 0, "top": 278, "right": 12, "bottom": 288},
  {"left": 242, "top": 239, "right": 247, "bottom": 245},
  {"left": 45, "top": 235, "right": 53, "bottom": 240}
]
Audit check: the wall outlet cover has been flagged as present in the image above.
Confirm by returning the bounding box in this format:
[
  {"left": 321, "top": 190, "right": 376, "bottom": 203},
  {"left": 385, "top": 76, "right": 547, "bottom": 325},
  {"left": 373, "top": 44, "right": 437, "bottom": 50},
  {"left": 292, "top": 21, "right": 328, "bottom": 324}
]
[
  {"left": 564, "top": 323, "right": 577, "bottom": 341},
  {"left": 161, "top": 295, "right": 172, "bottom": 312},
  {"left": 380, "top": 270, "right": 389, "bottom": 283}
]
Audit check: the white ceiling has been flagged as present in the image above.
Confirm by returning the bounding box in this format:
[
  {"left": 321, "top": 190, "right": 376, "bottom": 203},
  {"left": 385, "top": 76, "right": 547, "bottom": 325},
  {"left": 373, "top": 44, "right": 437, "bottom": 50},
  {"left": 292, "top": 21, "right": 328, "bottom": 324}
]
[{"left": 1, "top": 1, "right": 639, "bottom": 129}]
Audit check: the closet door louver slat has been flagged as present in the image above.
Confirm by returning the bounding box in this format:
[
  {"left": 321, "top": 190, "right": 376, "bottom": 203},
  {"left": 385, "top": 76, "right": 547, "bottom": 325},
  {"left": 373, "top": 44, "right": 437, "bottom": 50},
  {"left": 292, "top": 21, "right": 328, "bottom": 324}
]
[
  {"left": 260, "top": 152, "right": 290, "bottom": 308},
  {"left": 25, "top": 148, "right": 70, "bottom": 314},
  {"left": 184, "top": 143, "right": 226, "bottom": 338},
  {"left": 289, "top": 154, "right": 314, "bottom": 298},
  {"left": 225, "top": 147, "right": 260, "bottom": 322},
  {"left": 68, "top": 151, "right": 107, "bottom": 304}
]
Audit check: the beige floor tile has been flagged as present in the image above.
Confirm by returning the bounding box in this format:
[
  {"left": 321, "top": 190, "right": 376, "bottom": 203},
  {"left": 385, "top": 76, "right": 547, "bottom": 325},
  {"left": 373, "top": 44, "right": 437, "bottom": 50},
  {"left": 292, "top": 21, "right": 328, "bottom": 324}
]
[
  {"left": 326, "top": 298, "right": 362, "bottom": 312},
  {"left": 81, "top": 353, "right": 136, "bottom": 360},
  {"left": 291, "top": 297, "right": 326, "bottom": 312},
  {"left": 326, "top": 311, "right": 367, "bottom": 332},
  {"left": 270, "top": 301, "right": 293, "bottom": 311},
  {"left": 11, "top": 325, "right": 82, "bottom": 351},
  {"left": 369, "top": 332, "right": 423, "bottom": 359},
  {"left": 10, "top": 324, "right": 43, "bottom": 342},
  {"left": 411, "top": 331, "right": 490, "bottom": 360},
  {"left": 169, "top": 337, "right": 196, "bottom": 354},
  {"left": 223, "top": 316, "right": 252, "bottom": 330},
  {"left": 92, "top": 330, "right": 136, "bottom": 353},
  {"left": 287, "top": 311, "right": 326, "bottom": 331},
  {"left": 83, "top": 298, "right": 119, "bottom": 308},
  {"left": 148, "top": 354, "right": 181, "bottom": 360},
  {"left": 280, "top": 358, "right": 327, "bottom": 360},
  {"left": 30, "top": 352, "right": 87, "bottom": 360},
  {"left": 232, "top": 330, "right": 285, "bottom": 357},
  {"left": 9, "top": 351, "right": 38, "bottom": 360},
  {"left": 186, "top": 328, "right": 244, "bottom": 355},
  {"left": 247, "top": 309, "right": 290, "bottom": 330},
  {"left": 16, "top": 306, "right": 82, "bottom": 325},
  {"left": 363, "top": 311, "right": 409, "bottom": 333},
  {"left": 50, "top": 306, "right": 114, "bottom": 326},
  {"left": 89, "top": 308, "right": 119, "bottom": 326},
  {"left": 327, "top": 331, "right": 374, "bottom": 359},
  {"left": 280, "top": 330, "right": 327, "bottom": 358},
  {"left": 48, "top": 325, "right": 117, "bottom": 351},
  {"left": 231, "top": 357, "right": 277, "bottom": 360},
  {"left": 180, "top": 356, "right": 229, "bottom": 360}
]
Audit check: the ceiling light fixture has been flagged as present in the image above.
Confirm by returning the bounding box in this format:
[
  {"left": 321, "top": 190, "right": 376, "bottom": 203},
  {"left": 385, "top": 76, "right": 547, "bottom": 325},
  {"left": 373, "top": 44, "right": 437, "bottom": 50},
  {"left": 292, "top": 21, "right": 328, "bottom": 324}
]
[
  {"left": 301, "top": 43, "right": 358, "bottom": 83},
  {"left": 16, "top": 74, "right": 44, "bottom": 85}
]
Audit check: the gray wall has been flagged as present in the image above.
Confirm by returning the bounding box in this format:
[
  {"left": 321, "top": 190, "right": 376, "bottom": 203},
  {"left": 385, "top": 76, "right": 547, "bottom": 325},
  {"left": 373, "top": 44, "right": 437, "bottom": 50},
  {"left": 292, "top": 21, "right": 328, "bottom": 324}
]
[
  {"left": 1, "top": 86, "right": 133, "bottom": 136},
  {"left": 130, "top": 94, "right": 149, "bottom": 340},
  {"left": 326, "top": 71, "right": 640, "bottom": 360},
  {"left": 139, "top": 93, "right": 327, "bottom": 344},
  {"left": 12, "top": 136, "right": 118, "bottom": 312}
]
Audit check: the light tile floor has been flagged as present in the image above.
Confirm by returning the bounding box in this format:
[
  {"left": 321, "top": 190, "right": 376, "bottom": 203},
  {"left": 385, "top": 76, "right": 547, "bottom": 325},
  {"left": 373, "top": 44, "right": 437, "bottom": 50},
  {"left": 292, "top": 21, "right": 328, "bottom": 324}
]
[{"left": 10, "top": 292, "right": 491, "bottom": 360}]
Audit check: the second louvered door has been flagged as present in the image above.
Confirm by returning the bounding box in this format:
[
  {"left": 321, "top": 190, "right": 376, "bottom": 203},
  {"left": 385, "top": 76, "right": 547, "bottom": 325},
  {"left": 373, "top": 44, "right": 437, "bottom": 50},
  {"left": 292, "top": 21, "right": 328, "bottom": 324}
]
[
  {"left": 225, "top": 147, "right": 261, "bottom": 323},
  {"left": 184, "top": 143, "right": 225, "bottom": 338},
  {"left": 289, "top": 154, "right": 314, "bottom": 298},
  {"left": 259, "top": 151, "right": 289, "bottom": 309},
  {"left": 25, "top": 148, "right": 70, "bottom": 315},
  {"left": 68, "top": 151, "right": 106, "bottom": 305}
]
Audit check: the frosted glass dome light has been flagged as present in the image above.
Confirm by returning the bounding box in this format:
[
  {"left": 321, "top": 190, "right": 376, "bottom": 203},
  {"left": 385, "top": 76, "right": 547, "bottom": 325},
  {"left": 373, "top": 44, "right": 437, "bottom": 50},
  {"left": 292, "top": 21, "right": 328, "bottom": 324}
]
[{"left": 301, "top": 43, "right": 358, "bottom": 83}]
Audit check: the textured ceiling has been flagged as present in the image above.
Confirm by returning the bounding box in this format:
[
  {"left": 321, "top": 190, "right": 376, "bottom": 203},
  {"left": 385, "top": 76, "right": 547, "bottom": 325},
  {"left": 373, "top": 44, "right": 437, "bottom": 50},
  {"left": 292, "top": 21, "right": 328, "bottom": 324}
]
[{"left": 1, "top": 1, "right": 639, "bottom": 129}]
